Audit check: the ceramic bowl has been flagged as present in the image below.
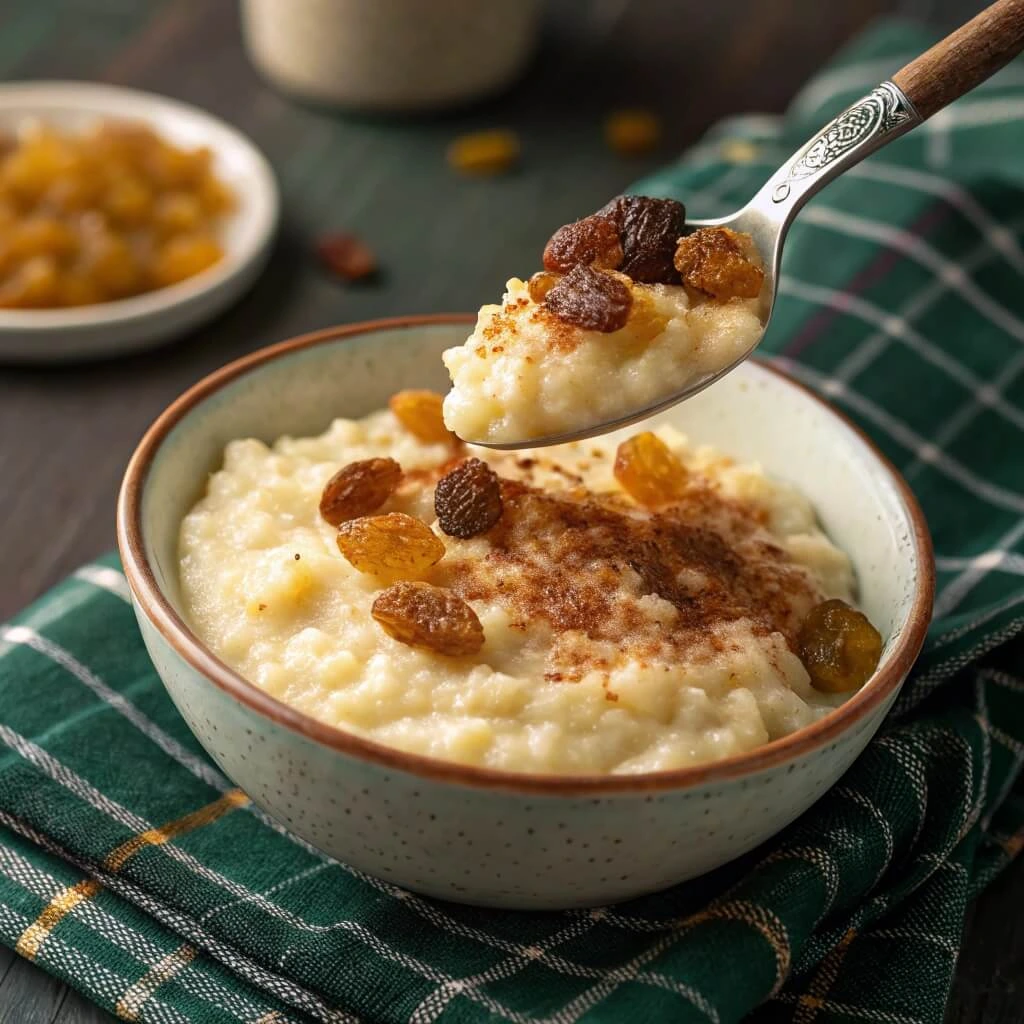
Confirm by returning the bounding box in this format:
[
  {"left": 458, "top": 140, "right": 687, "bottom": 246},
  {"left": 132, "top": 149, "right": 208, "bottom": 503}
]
[
  {"left": 0, "top": 81, "right": 279, "bottom": 364},
  {"left": 117, "top": 316, "right": 934, "bottom": 909}
]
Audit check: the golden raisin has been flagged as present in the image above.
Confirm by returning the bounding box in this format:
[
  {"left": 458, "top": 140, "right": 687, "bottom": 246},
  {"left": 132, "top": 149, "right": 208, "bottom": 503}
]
[
  {"left": 372, "top": 581, "right": 484, "bottom": 656},
  {"left": 604, "top": 110, "right": 662, "bottom": 156},
  {"left": 613, "top": 432, "right": 688, "bottom": 506},
  {"left": 544, "top": 264, "right": 632, "bottom": 333},
  {"left": 446, "top": 130, "right": 519, "bottom": 176},
  {"left": 543, "top": 215, "right": 623, "bottom": 273},
  {"left": 435, "top": 458, "right": 503, "bottom": 538},
  {"left": 336, "top": 512, "right": 445, "bottom": 577},
  {"left": 673, "top": 227, "right": 764, "bottom": 300},
  {"left": 320, "top": 457, "right": 402, "bottom": 526},
  {"left": 527, "top": 271, "right": 560, "bottom": 303},
  {"left": 389, "top": 390, "right": 454, "bottom": 444},
  {"left": 151, "top": 234, "right": 223, "bottom": 288},
  {"left": 798, "top": 599, "right": 883, "bottom": 693}
]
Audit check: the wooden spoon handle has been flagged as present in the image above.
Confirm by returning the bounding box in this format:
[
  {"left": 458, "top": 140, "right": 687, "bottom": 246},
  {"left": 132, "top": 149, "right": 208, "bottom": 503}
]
[{"left": 892, "top": 0, "right": 1024, "bottom": 120}]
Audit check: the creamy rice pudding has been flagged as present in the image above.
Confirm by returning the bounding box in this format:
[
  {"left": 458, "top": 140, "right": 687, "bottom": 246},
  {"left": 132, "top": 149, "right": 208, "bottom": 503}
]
[
  {"left": 178, "top": 392, "right": 883, "bottom": 776},
  {"left": 443, "top": 195, "right": 766, "bottom": 443}
]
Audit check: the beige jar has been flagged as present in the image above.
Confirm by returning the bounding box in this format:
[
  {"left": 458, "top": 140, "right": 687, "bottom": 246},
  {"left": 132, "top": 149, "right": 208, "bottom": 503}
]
[{"left": 240, "top": 0, "right": 542, "bottom": 113}]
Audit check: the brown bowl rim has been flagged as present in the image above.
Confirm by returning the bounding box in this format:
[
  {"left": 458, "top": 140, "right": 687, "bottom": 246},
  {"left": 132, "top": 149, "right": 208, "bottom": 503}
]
[{"left": 116, "top": 314, "right": 935, "bottom": 795}]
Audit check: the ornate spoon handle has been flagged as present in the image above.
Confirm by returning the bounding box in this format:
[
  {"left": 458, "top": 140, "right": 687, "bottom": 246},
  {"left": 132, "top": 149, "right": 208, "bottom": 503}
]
[{"left": 746, "top": 0, "right": 1024, "bottom": 240}]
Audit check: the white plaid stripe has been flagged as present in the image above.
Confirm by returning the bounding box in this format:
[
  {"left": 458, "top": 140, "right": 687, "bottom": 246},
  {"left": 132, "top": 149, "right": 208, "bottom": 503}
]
[
  {"left": 0, "top": 732, "right": 717, "bottom": 1024},
  {"left": 934, "top": 518, "right": 1024, "bottom": 617},
  {"left": 778, "top": 275, "right": 1024, "bottom": 427},
  {"left": 0, "top": 809, "right": 357, "bottom": 1024},
  {"left": 72, "top": 564, "right": 132, "bottom": 601},
  {"left": 798, "top": 205, "right": 1024, "bottom": 344},
  {"left": 935, "top": 551, "right": 1024, "bottom": 576},
  {"left": 906, "top": 346, "right": 1024, "bottom": 481},
  {"left": 0, "top": 844, "right": 300, "bottom": 1024},
  {"left": 0, "top": 901, "right": 193, "bottom": 1024},
  {"left": 770, "top": 357, "right": 1024, "bottom": 514}
]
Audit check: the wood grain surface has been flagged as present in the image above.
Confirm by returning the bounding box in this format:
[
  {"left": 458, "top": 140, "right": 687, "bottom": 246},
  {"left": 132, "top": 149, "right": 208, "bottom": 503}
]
[
  {"left": 893, "top": 0, "right": 1024, "bottom": 117},
  {"left": 0, "top": 1, "right": 1020, "bottom": 1022}
]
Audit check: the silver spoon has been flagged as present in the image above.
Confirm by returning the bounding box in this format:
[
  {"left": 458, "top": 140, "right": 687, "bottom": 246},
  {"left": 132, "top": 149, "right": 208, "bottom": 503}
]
[{"left": 472, "top": 0, "right": 1024, "bottom": 450}]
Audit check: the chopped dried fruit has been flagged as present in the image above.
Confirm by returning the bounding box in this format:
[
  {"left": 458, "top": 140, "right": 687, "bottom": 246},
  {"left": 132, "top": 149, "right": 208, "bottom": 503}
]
[
  {"left": 336, "top": 512, "right": 445, "bottom": 577},
  {"left": 604, "top": 110, "right": 662, "bottom": 156},
  {"left": 613, "top": 432, "right": 688, "bottom": 506},
  {"left": 597, "top": 194, "right": 686, "bottom": 284},
  {"left": 798, "top": 599, "right": 882, "bottom": 693},
  {"left": 673, "top": 227, "right": 764, "bottom": 300},
  {"left": 389, "top": 389, "right": 455, "bottom": 444},
  {"left": 317, "top": 232, "right": 377, "bottom": 281},
  {"left": 319, "top": 457, "right": 402, "bottom": 526},
  {"left": 527, "top": 270, "right": 560, "bottom": 303},
  {"left": 544, "top": 264, "right": 632, "bottom": 333},
  {"left": 372, "top": 581, "right": 484, "bottom": 656},
  {"left": 542, "top": 214, "right": 623, "bottom": 272},
  {"left": 435, "top": 458, "right": 503, "bottom": 538},
  {"left": 446, "top": 130, "right": 519, "bottom": 176}
]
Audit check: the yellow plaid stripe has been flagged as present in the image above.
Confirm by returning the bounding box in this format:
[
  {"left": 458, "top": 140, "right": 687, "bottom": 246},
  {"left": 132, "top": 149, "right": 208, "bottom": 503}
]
[
  {"left": 115, "top": 943, "right": 197, "bottom": 1021},
  {"left": 15, "top": 789, "right": 248, "bottom": 961}
]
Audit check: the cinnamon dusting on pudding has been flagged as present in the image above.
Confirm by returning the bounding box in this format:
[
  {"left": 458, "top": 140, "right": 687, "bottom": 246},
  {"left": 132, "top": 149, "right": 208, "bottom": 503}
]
[{"left": 434, "top": 474, "right": 821, "bottom": 682}]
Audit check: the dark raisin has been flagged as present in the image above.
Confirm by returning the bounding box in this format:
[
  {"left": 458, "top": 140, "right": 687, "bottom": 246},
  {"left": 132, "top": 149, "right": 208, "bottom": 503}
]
[
  {"left": 435, "top": 458, "right": 503, "bottom": 538},
  {"left": 316, "top": 232, "right": 377, "bottom": 281},
  {"left": 597, "top": 195, "right": 686, "bottom": 283},
  {"left": 542, "top": 215, "right": 623, "bottom": 272},
  {"left": 544, "top": 264, "right": 632, "bottom": 332}
]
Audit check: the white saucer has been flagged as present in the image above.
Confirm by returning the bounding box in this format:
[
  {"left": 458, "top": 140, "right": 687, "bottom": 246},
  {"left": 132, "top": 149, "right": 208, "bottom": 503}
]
[{"left": 0, "top": 81, "right": 280, "bottom": 364}]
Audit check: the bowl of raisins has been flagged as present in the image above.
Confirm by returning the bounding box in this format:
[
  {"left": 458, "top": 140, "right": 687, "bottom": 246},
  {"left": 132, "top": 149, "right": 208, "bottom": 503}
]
[
  {"left": 118, "top": 315, "right": 933, "bottom": 909},
  {"left": 0, "top": 81, "right": 278, "bottom": 363}
]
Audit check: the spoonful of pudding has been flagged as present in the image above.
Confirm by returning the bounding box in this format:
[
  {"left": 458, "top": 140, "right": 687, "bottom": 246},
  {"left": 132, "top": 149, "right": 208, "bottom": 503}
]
[{"left": 442, "top": 0, "right": 1024, "bottom": 449}]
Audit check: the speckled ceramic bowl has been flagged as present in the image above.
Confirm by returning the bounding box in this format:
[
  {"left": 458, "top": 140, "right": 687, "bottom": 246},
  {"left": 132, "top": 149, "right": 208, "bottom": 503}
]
[{"left": 117, "top": 316, "right": 934, "bottom": 909}]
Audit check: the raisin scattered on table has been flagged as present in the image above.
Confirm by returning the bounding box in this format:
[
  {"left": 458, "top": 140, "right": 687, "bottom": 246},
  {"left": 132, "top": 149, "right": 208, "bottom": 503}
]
[
  {"left": 613, "top": 432, "right": 688, "bottom": 506},
  {"left": 389, "top": 390, "right": 455, "bottom": 444},
  {"left": 316, "top": 232, "right": 377, "bottom": 281},
  {"left": 544, "top": 264, "right": 632, "bottom": 333},
  {"left": 597, "top": 194, "right": 686, "bottom": 283},
  {"left": 446, "top": 130, "right": 520, "bottom": 176},
  {"left": 336, "top": 512, "right": 445, "bottom": 577},
  {"left": 798, "top": 598, "right": 883, "bottom": 693},
  {"left": 319, "top": 457, "right": 402, "bottom": 526},
  {"left": 542, "top": 214, "right": 623, "bottom": 273},
  {"left": 435, "top": 458, "right": 503, "bottom": 538},
  {"left": 673, "top": 226, "right": 764, "bottom": 300},
  {"left": 372, "top": 581, "right": 485, "bottom": 656},
  {"left": 604, "top": 110, "right": 662, "bottom": 156}
]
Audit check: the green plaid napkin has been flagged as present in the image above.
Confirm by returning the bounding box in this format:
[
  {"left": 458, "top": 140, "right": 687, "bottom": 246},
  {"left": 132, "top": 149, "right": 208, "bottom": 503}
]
[{"left": 2, "top": 20, "right": 1024, "bottom": 1024}]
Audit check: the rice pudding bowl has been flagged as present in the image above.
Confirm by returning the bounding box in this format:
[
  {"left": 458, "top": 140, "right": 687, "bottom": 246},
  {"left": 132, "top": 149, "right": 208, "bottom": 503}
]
[
  {"left": 179, "top": 392, "right": 883, "bottom": 776},
  {"left": 442, "top": 195, "right": 767, "bottom": 444}
]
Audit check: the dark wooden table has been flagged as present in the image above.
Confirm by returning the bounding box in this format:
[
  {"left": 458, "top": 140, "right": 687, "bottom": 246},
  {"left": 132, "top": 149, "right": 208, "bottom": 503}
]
[{"left": 0, "top": 1, "right": 1020, "bottom": 1021}]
